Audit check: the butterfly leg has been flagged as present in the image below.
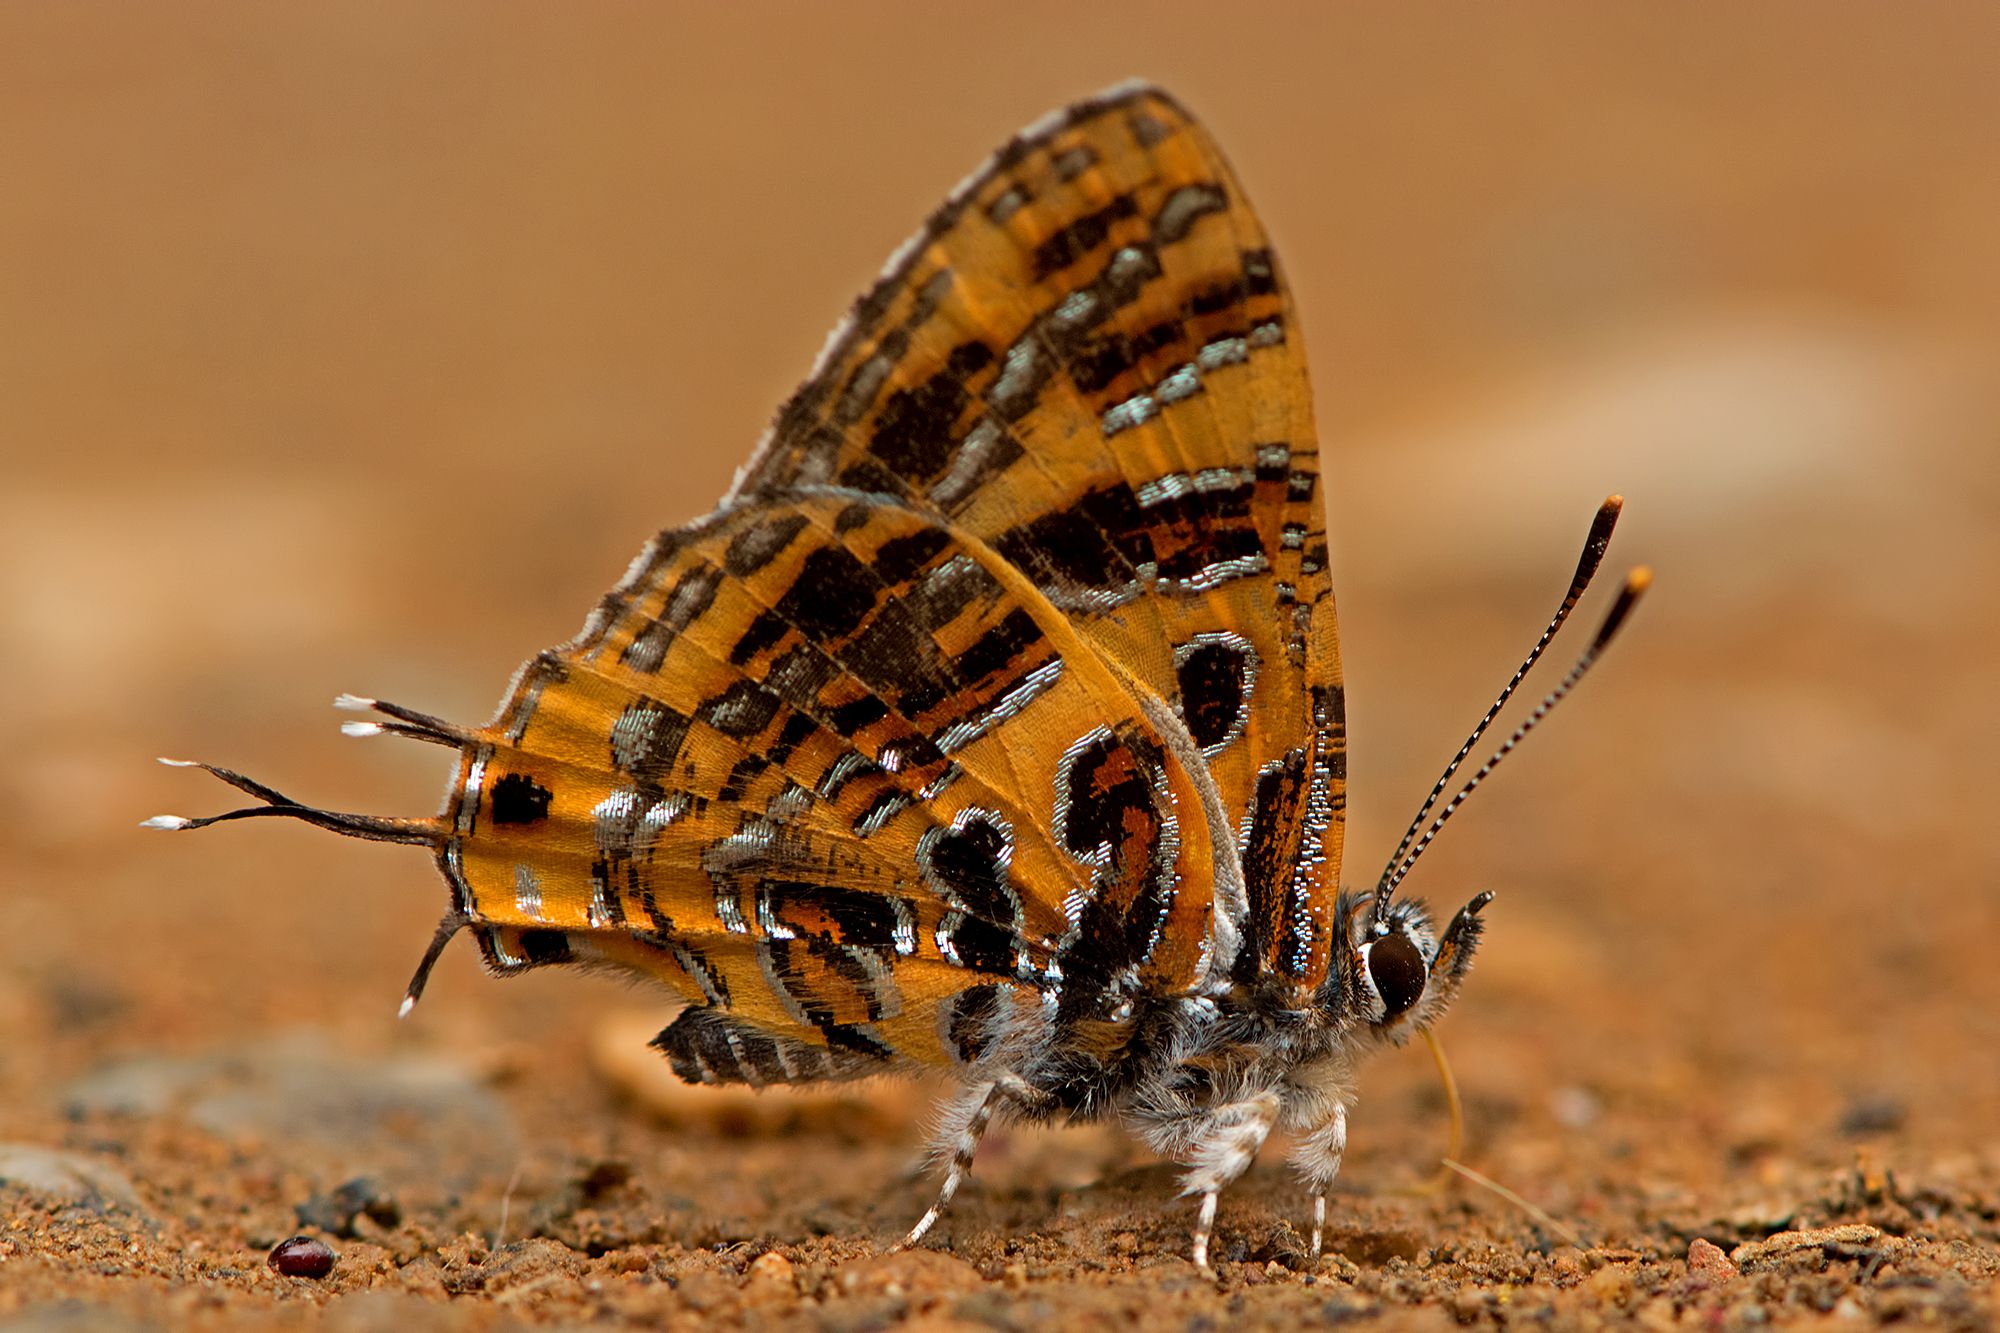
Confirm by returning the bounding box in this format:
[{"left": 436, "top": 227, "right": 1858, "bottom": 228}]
[
  {"left": 899, "top": 1075, "right": 1044, "bottom": 1250},
  {"left": 1289, "top": 1100, "right": 1349, "bottom": 1258},
  {"left": 1179, "top": 1087, "right": 1282, "bottom": 1275}
]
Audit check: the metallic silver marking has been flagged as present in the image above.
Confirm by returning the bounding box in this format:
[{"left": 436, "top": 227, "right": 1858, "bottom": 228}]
[
  {"left": 891, "top": 898, "right": 918, "bottom": 957},
  {"left": 1165, "top": 552, "right": 1271, "bottom": 594},
  {"left": 755, "top": 884, "right": 797, "bottom": 940},
  {"left": 929, "top": 419, "right": 1009, "bottom": 510},
  {"left": 489, "top": 933, "right": 525, "bottom": 970},
  {"left": 935, "top": 658, "right": 1066, "bottom": 754},
  {"left": 621, "top": 624, "right": 669, "bottom": 674},
  {"left": 609, "top": 703, "right": 667, "bottom": 773},
  {"left": 989, "top": 338, "right": 1041, "bottom": 414},
  {"left": 765, "top": 781, "right": 814, "bottom": 822},
  {"left": 818, "top": 751, "right": 872, "bottom": 799},
  {"left": 1197, "top": 335, "right": 1248, "bottom": 371},
  {"left": 1135, "top": 472, "right": 1191, "bottom": 507},
  {"left": 1154, "top": 182, "right": 1228, "bottom": 243},
  {"left": 513, "top": 863, "right": 543, "bottom": 919},
  {"left": 1106, "top": 245, "right": 1151, "bottom": 290},
  {"left": 1101, "top": 392, "right": 1157, "bottom": 437},
  {"left": 1281, "top": 523, "right": 1308, "bottom": 550},
  {"left": 987, "top": 184, "right": 1029, "bottom": 224},
  {"left": 591, "top": 788, "right": 640, "bottom": 854},
  {"left": 1052, "top": 289, "right": 1100, "bottom": 328},
  {"left": 836, "top": 351, "right": 895, "bottom": 425},
  {"left": 856, "top": 793, "right": 910, "bottom": 838},
  {"left": 917, "top": 764, "right": 963, "bottom": 802},
  {"left": 1255, "top": 442, "right": 1291, "bottom": 470},
  {"left": 1155, "top": 363, "right": 1203, "bottom": 404},
  {"left": 1249, "top": 319, "right": 1285, "bottom": 347},
  {"left": 704, "top": 684, "right": 775, "bottom": 737},
  {"left": 456, "top": 749, "right": 491, "bottom": 839},
  {"left": 502, "top": 671, "right": 550, "bottom": 745},
  {"left": 1052, "top": 145, "right": 1096, "bottom": 181},
  {"left": 1193, "top": 465, "right": 1250, "bottom": 491},
  {"left": 637, "top": 792, "right": 690, "bottom": 854},
  {"left": 917, "top": 808, "right": 1022, "bottom": 940},
  {"left": 725, "top": 79, "right": 1164, "bottom": 501},
  {"left": 587, "top": 870, "right": 614, "bottom": 930},
  {"left": 934, "top": 912, "right": 963, "bottom": 966}
]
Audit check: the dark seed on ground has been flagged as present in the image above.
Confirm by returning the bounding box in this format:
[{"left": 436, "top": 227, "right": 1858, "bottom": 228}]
[{"left": 268, "top": 1235, "right": 336, "bottom": 1279}]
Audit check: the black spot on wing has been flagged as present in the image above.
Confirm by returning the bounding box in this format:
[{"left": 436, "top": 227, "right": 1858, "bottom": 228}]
[
  {"left": 775, "top": 545, "right": 877, "bottom": 642},
  {"left": 489, "top": 772, "right": 553, "bottom": 825},
  {"left": 1177, "top": 640, "right": 1252, "bottom": 751},
  {"left": 919, "top": 811, "right": 1019, "bottom": 926}
]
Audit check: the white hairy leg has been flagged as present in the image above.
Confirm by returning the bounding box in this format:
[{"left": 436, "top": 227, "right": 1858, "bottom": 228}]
[
  {"left": 899, "top": 1080, "right": 1001, "bottom": 1249},
  {"left": 1289, "top": 1100, "right": 1349, "bottom": 1257},
  {"left": 899, "top": 1075, "right": 1047, "bottom": 1249},
  {"left": 1179, "top": 1088, "right": 1282, "bottom": 1274}
]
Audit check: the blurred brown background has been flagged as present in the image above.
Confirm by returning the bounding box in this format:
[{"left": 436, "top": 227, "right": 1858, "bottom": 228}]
[{"left": 2, "top": 1, "right": 1996, "bottom": 1315}]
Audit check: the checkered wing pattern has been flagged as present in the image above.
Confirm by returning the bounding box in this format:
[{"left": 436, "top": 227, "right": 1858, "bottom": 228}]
[{"left": 438, "top": 85, "right": 1346, "bottom": 1083}]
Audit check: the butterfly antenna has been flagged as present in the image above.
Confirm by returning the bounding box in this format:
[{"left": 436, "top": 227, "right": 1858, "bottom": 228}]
[
  {"left": 1375, "top": 496, "right": 1625, "bottom": 906},
  {"left": 1378, "top": 566, "right": 1651, "bottom": 906},
  {"left": 143, "top": 757, "right": 444, "bottom": 847}
]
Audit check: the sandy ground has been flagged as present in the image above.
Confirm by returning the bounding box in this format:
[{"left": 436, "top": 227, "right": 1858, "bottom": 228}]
[{"left": 3, "top": 6, "right": 1998, "bottom": 1328}]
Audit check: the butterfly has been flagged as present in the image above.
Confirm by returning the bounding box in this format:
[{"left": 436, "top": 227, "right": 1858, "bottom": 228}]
[{"left": 151, "top": 82, "right": 1647, "bottom": 1273}]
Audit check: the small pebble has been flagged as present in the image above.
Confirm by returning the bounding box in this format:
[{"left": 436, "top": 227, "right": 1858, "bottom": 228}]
[
  {"left": 269, "top": 1235, "right": 337, "bottom": 1279},
  {"left": 1687, "top": 1237, "right": 1737, "bottom": 1279},
  {"left": 745, "top": 1250, "right": 795, "bottom": 1285}
]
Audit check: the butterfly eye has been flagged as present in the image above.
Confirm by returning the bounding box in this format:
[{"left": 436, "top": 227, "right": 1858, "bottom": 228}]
[{"left": 1364, "top": 930, "right": 1428, "bottom": 1021}]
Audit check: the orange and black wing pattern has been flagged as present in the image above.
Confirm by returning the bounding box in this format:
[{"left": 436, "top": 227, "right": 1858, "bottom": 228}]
[
  {"left": 733, "top": 83, "right": 1346, "bottom": 995},
  {"left": 438, "top": 84, "right": 1349, "bottom": 1081},
  {"left": 160, "top": 85, "right": 1348, "bottom": 1089},
  {"left": 443, "top": 487, "right": 1239, "bottom": 1079}
]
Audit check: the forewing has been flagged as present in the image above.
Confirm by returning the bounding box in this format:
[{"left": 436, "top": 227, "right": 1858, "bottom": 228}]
[{"left": 734, "top": 84, "right": 1344, "bottom": 992}]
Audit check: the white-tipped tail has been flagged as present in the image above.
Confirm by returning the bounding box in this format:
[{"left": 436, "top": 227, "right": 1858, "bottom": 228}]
[
  {"left": 397, "top": 995, "right": 417, "bottom": 1020},
  {"left": 341, "top": 721, "right": 386, "bottom": 738},
  {"left": 156, "top": 757, "right": 198, "bottom": 768},
  {"left": 141, "top": 815, "right": 192, "bottom": 830},
  {"left": 333, "top": 693, "right": 377, "bottom": 712}
]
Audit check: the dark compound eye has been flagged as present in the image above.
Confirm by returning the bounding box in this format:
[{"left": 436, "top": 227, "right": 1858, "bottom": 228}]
[{"left": 1367, "top": 931, "right": 1427, "bottom": 1020}]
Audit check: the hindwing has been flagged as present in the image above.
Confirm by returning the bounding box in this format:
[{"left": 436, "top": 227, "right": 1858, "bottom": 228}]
[{"left": 446, "top": 491, "right": 1239, "bottom": 1069}]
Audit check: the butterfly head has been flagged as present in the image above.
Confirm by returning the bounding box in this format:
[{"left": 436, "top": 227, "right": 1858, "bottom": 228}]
[{"left": 1344, "top": 889, "right": 1492, "bottom": 1042}]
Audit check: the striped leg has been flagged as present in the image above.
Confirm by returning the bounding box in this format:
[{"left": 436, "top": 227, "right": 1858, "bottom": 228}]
[
  {"left": 1289, "top": 1100, "right": 1348, "bottom": 1257},
  {"left": 1179, "top": 1088, "right": 1281, "bottom": 1275},
  {"left": 899, "top": 1079, "right": 1009, "bottom": 1250}
]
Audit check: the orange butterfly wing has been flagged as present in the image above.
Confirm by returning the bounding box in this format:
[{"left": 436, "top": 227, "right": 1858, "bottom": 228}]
[
  {"left": 449, "top": 491, "right": 1235, "bottom": 1071},
  {"left": 734, "top": 84, "right": 1345, "bottom": 992},
  {"left": 448, "top": 84, "right": 1345, "bottom": 1081}
]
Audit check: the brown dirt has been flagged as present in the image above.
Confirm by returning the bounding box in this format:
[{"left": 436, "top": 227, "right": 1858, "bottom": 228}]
[{"left": 3, "top": 5, "right": 1997, "bottom": 1328}]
